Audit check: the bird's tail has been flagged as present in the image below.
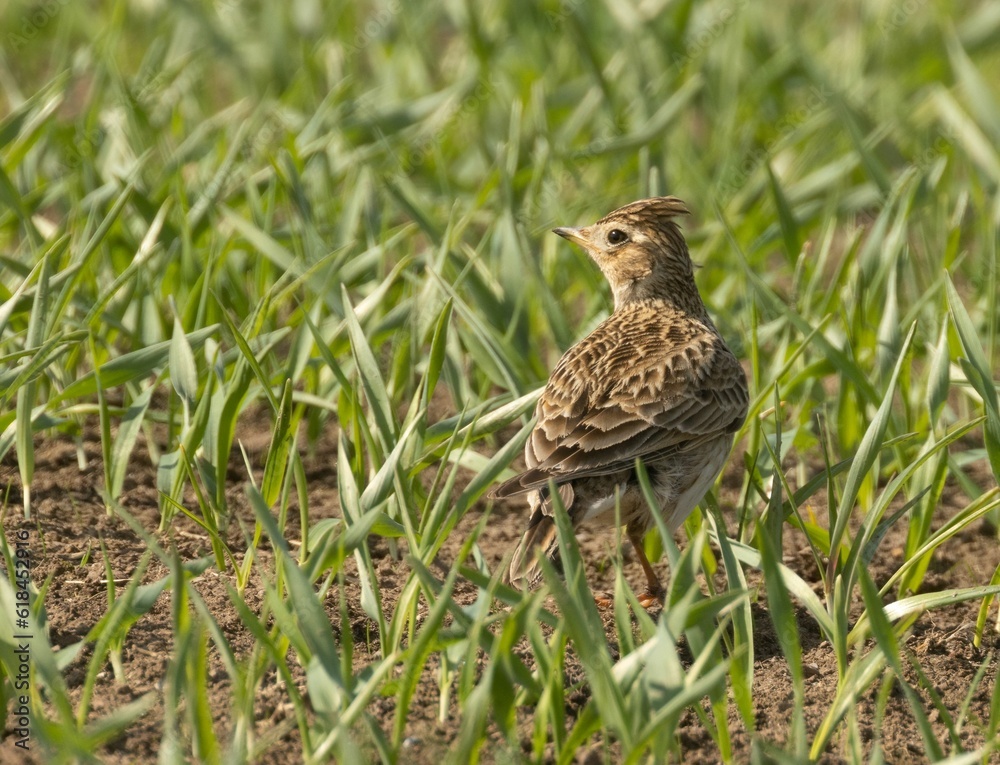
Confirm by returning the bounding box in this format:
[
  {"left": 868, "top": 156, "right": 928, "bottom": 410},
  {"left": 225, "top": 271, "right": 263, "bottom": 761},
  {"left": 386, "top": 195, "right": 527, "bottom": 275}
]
[{"left": 507, "top": 513, "right": 559, "bottom": 590}]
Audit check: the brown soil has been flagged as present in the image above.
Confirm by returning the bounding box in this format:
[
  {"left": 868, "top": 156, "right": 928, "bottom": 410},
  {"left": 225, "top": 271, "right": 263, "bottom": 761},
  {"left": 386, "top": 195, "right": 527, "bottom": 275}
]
[{"left": 1, "top": 419, "right": 998, "bottom": 764}]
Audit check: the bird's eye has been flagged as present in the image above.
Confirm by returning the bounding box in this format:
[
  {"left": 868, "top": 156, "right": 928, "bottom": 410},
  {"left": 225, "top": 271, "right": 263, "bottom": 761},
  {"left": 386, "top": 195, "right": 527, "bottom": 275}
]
[{"left": 607, "top": 229, "right": 628, "bottom": 245}]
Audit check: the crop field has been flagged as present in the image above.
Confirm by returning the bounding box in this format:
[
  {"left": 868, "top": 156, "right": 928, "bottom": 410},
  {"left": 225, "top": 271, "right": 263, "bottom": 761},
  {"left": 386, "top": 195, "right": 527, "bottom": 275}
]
[{"left": 1, "top": 0, "right": 1000, "bottom": 762}]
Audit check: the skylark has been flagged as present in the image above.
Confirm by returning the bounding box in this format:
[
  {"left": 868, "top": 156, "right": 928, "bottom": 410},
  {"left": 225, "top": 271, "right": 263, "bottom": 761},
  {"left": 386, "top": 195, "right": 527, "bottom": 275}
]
[{"left": 491, "top": 196, "right": 748, "bottom": 606}]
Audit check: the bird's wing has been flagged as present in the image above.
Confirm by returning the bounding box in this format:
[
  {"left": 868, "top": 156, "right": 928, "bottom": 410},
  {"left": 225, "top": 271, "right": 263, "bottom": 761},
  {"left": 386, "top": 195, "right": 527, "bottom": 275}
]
[{"left": 491, "top": 318, "right": 747, "bottom": 499}]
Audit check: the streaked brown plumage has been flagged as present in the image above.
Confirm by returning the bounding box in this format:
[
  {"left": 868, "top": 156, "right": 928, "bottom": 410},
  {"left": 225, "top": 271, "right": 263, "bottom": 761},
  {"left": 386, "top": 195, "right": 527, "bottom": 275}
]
[{"left": 491, "top": 196, "right": 748, "bottom": 604}]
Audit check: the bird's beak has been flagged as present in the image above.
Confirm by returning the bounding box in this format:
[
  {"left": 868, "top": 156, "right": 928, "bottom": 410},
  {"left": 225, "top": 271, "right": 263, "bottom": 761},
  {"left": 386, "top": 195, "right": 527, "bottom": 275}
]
[{"left": 552, "top": 226, "right": 589, "bottom": 246}]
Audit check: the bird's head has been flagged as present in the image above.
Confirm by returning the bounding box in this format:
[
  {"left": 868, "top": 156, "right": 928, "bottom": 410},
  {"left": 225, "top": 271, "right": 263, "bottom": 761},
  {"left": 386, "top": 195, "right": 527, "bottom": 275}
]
[{"left": 553, "top": 196, "right": 700, "bottom": 310}]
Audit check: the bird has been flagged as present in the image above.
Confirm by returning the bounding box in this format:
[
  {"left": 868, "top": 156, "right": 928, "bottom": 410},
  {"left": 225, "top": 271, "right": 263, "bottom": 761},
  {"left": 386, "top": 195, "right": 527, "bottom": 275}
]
[{"left": 490, "top": 196, "right": 748, "bottom": 607}]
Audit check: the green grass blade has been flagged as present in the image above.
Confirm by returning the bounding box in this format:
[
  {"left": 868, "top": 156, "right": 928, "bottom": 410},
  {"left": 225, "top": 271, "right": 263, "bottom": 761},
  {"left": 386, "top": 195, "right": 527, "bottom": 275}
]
[
  {"left": 261, "top": 379, "right": 294, "bottom": 507},
  {"left": 828, "top": 323, "right": 915, "bottom": 588},
  {"left": 946, "top": 275, "right": 1000, "bottom": 490}
]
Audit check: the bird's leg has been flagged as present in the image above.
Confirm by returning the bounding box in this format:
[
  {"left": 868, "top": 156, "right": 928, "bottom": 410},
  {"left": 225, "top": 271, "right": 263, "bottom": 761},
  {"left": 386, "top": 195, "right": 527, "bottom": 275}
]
[
  {"left": 628, "top": 528, "right": 664, "bottom": 609},
  {"left": 593, "top": 594, "right": 613, "bottom": 609}
]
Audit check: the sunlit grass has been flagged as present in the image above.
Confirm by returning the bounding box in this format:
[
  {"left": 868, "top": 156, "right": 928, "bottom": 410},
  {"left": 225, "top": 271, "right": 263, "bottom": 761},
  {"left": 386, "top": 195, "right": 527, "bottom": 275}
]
[{"left": 1, "top": 0, "right": 999, "bottom": 761}]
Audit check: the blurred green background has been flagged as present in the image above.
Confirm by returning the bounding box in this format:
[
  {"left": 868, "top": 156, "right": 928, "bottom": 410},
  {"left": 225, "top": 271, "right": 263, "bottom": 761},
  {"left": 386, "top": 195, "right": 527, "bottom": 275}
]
[{"left": 3, "top": 0, "right": 998, "bottom": 482}]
